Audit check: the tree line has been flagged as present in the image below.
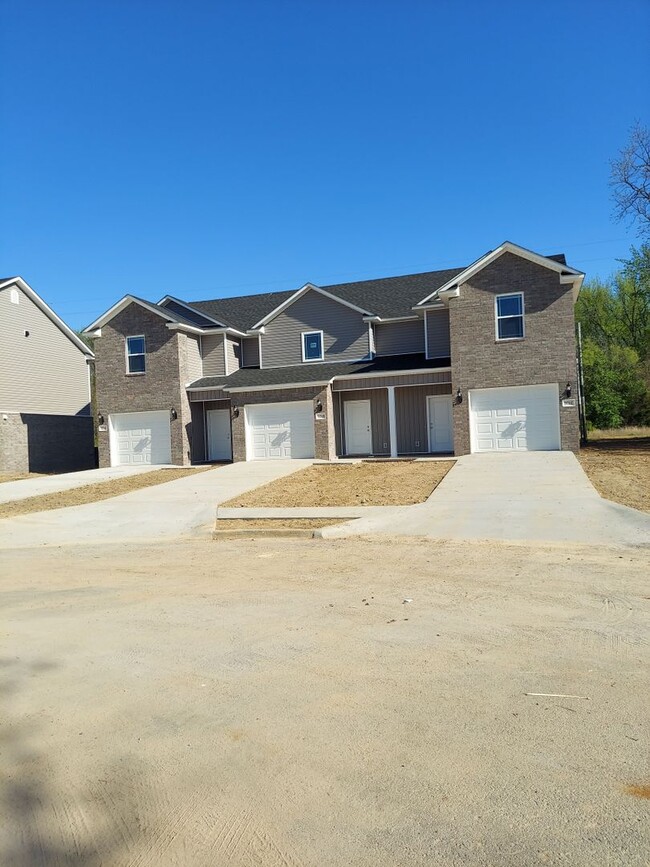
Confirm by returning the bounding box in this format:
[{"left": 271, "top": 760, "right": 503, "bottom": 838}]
[{"left": 576, "top": 123, "right": 650, "bottom": 430}]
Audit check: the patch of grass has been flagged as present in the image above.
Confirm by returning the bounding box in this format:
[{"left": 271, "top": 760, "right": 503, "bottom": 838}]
[
  {"left": 223, "top": 460, "right": 455, "bottom": 508},
  {"left": 588, "top": 426, "right": 650, "bottom": 441},
  {"left": 0, "top": 467, "right": 215, "bottom": 520}
]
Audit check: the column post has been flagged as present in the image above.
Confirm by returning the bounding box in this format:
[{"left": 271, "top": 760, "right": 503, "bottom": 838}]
[{"left": 387, "top": 386, "right": 398, "bottom": 458}]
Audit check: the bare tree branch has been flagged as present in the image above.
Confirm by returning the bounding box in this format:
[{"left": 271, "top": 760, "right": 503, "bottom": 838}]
[{"left": 610, "top": 122, "right": 650, "bottom": 237}]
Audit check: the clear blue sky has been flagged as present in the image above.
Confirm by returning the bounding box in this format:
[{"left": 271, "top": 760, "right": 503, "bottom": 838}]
[{"left": 1, "top": 0, "right": 649, "bottom": 330}]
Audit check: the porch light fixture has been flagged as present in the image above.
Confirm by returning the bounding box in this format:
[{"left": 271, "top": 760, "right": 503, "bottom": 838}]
[
  {"left": 170, "top": 408, "right": 178, "bottom": 421},
  {"left": 455, "top": 387, "right": 463, "bottom": 404},
  {"left": 97, "top": 414, "right": 105, "bottom": 425},
  {"left": 565, "top": 382, "right": 572, "bottom": 398},
  {"left": 232, "top": 405, "right": 240, "bottom": 419},
  {"left": 315, "top": 399, "right": 323, "bottom": 413}
]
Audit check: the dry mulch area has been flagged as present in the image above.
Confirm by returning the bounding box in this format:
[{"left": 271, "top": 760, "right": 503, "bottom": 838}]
[
  {"left": 0, "top": 467, "right": 213, "bottom": 520},
  {"left": 223, "top": 460, "right": 455, "bottom": 508},
  {"left": 215, "top": 518, "right": 345, "bottom": 530},
  {"left": 578, "top": 433, "right": 650, "bottom": 513}
]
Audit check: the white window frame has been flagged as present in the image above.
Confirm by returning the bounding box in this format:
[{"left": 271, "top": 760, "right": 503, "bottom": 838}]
[
  {"left": 125, "top": 334, "right": 146, "bottom": 374},
  {"left": 301, "top": 330, "right": 324, "bottom": 362},
  {"left": 495, "top": 292, "right": 525, "bottom": 342}
]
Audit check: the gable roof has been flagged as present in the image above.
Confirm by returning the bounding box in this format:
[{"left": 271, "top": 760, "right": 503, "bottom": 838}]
[
  {"left": 0, "top": 276, "right": 94, "bottom": 358},
  {"left": 189, "top": 267, "right": 465, "bottom": 332},
  {"left": 416, "top": 242, "right": 584, "bottom": 305}
]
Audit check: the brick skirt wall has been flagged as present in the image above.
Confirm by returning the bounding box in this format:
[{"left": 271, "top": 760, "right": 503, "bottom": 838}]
[{"left": 0, "top": 413, "right": 95, "bottom": 474}]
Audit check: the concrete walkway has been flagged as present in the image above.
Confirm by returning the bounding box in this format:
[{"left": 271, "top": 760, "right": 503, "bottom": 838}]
[
  {"left": 0, "top": 465, "right": 158, "bottom": 504},
  {"left": 321, "top": 452, "right": 650, "bottom": 546},
  {"left": 0, "top": 460, "right": 310, "bottom": 549}
]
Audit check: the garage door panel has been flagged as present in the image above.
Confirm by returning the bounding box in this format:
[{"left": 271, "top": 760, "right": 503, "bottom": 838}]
[
  {"left": 246, "top": 401, "right": 315, "bottom": 460},
  {"left": 110, "top": 411, "right": 171, "bottom": 466},
  {"left": 470, "top": 385, "right": 560, "bottom": 453}
]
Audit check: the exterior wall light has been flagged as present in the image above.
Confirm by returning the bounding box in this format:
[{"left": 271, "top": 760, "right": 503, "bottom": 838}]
[
  {"left": 455, "top": 387, "right": 463, "bottom": 404},
  {"left": 565, "top": 382, "right": 572, "bottom": 398},
  {"left": 315, "top": 399, "right": 323, "bottom": 413},
  {"left": 232, "top": 406, "right": 240, "bottom": 419},
  {"left": 97, "top": 414, "right": 105, "bottom": 425},
  {"left": 170, "top": 408, "right": 178, "bottom": 421}
]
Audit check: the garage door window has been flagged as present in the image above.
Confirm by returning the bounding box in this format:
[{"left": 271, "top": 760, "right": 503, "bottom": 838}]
[
  {"left": 495, "top": 293, "right": 524, "bottom": 340},
  {"left": 126, "top": 335, "right": 146, "bottom": 374}
]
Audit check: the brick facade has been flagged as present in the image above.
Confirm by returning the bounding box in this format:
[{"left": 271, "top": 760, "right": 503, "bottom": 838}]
[
  {"left": 229, "top": 385, "right": 335, "bottom": 462},
  {"left": 449, "top": 252, "right": 580, "bottom": 455},
  {"left": 94, "top": 304, "right": 193, "bottom": 466},
  {"left": 0, "top": 413, "right": 95, "bottom": 474}
]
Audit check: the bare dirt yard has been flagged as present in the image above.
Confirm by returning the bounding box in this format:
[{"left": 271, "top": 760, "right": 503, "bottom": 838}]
[
  {"left": 0, "top": 471, "right": 48, "bottom": 484},
  {"left": 579, "top": 428, "right": 650, "bottom": 513},
  {"left": 223, "top": 460, "right": 454, "bottom": 508},
  {"left": 1, "top": 536, "right": 648, "bottom": 866},
  {"left": 0, "top": 466, "right": 214, "bottom": 520}
]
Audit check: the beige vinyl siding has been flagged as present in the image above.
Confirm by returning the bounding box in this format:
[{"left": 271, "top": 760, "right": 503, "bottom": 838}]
[
  {"left": 183, "top": 334, "right": 203, "bottom": 383},
  {"left": 337, "top": 389, "right": 390, "bottom": 456},
  {"left": 226, "top": 336, "right": 241, "bottom": 373},
  {"left": 0, "top": 284, "right": 91, "bottom": 415},
  {"left": 261, "top": 290, "right": 369, "bottom": 368},
  {"left": 201, "top": 333, "right": 226, "bottom": 376},
  {"left": 374, "top": 320, "right": 425, "bottom": 355},
  {"left": 395, "top": 384, "right": 452, "bottom": 453},
  {"left": 241, "top": 337, "right": 260, "bottom": 368},
  {"left": 426, "top": 309, "right": 451, "bottom": 358}
]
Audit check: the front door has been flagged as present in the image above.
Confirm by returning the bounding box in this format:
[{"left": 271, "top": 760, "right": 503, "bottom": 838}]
[
  {"left": 344, "top": 399, "right": 372, "bottom": 455},
  {"left": 206, "top": 409, "right": 232, "bottom": 461},
  {"left": 427, "top": 395, "right": 453, "bottom": 452}
]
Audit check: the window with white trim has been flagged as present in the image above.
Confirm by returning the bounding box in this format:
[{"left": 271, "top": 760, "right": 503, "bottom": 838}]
[
  {"left": 126, "top": 335, "right": 146, "bottom": 373},
  {"left": 495, "top": 292, "right": 524, "bottom": 340},
  {"left": 302, "top": 330, "right": 324, "bottom": 361}
]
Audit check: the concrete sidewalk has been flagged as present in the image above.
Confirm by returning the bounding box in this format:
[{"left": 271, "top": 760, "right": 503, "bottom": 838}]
[
  {"left": 321, "top": 452, "right": 650, "bottom": 546},
  {"left": 0, "top": 460, "right": 309, "bottom": 549},
  {"left": 0, "top": 465, "right": 158, "bottom": 504}
]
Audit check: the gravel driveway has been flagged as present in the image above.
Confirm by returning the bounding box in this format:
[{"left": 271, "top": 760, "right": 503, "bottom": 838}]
[{"left": 2, "top": 536, "right": 648, "bottom": 866}]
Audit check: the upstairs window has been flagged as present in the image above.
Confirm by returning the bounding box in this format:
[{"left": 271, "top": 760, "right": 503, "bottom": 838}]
[
  {"left": 126, "top": 335, "right": 146, "bottom": 373},
  {"left": 495, "top": 293, "right": 524, "bottom": 340},
  {"left": 302, "top": 330, "right": 324, "bottom": 361}
]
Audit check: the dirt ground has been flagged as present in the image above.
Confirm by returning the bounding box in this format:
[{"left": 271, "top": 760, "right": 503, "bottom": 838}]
[
  {"left": 215, "top": 518, "right": 346, "bottom": 530},
  {"left": 1, "top": 536, "right": 648, "bottom": 866},
  {"left": 0, "top": 471, "right": 48, "bottom": 484},
  {"left": 0, "top": 466, "right": 213, "bottom": 519},
  {"left": 223, "top": 460, "right": 454, "bottom": 508},
  {"left": 579, "top": 434, "right": 650, "bottom": 513}
]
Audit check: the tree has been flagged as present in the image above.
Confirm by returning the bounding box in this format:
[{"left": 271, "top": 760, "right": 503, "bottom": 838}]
[{"left": 610, "top": 122, "right": 650, "bottom": 238}]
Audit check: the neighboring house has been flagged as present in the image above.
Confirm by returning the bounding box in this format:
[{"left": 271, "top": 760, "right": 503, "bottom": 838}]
[
  {"left": 0, "top": 277, "right": 95, "bottom": 474},
  {"left": 83, "top": 242, "right": 584, "bottom": 468}
]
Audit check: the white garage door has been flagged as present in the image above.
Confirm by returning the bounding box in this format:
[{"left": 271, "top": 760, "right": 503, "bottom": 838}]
[
  {"left": 110, "top": 411, "right": 172, "bottom": 466},
  {"left": 246, "top": 401, "right": 315, "bottom": 460},
  {"left": 469, "top": 384, "right": 560, "bottom": 452}
]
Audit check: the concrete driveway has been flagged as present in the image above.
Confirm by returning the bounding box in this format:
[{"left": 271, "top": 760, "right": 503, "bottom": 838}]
[
  {"left": 323, "top": 452, "right": 650, "bottom": 546},
  {"left": 0, "top": 460, "right": 310, "bottom": 549},
  {"left": 0, "top": 465, "right": 158, "bottom": 504}
]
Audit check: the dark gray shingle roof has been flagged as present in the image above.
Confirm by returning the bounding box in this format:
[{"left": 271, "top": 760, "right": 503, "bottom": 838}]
[
  {"left": 188, "top": 354, "right": 450, "bottom": 391},
  {"left": 188, "top": 267, "right": 465, "bottom": 331}
]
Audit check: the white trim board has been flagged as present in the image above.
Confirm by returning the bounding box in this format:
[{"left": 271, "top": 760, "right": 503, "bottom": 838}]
[
  {"left": 251, "top": 283, "right": 374, "bottom": 330},
  {"left": 416, "top": 241, "right": 585, "bottom": 306}
]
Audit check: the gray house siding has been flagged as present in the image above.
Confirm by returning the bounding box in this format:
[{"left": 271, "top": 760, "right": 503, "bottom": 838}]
[
  {"left": 395, "top": 384, "right": 452, "bottom": 454},
  {"left": 425, "top": 310, "right": 451, "bottom": 358},
  {"left": 261, "top": 290, "right": 369, "bottom": 368},
  {"left": 226, "top": 336, "right": 241, "bottom": 373},
  {"left": 0, "top": 284, "right": 91, "bottom": 415},
  {"left": 374, "top": 319, "right": 424, "bottom": 355},
  {"left": 201, "top": 333, "right": 226, "bottom": 376},
  {"left": 241, "top": 337, "right": 260, "bottom": 368},
  {"left": 182, "top": 334, "right": 203, "bottom": 384},
  {"left": 336, "top": 388, "right": 390, "bottom": 456}
]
